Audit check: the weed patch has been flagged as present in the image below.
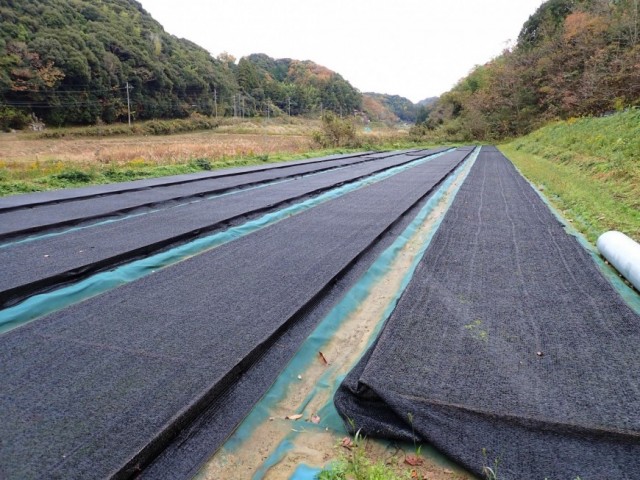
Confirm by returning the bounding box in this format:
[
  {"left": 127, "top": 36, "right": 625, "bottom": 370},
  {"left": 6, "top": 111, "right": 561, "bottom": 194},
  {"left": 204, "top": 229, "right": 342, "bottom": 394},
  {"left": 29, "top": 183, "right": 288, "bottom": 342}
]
[
  {"left": 54, "top": 169, "right": 95, "bottom": 183},
  {"left": 318, "top": 431, "right": 410, "bottom": 480}
]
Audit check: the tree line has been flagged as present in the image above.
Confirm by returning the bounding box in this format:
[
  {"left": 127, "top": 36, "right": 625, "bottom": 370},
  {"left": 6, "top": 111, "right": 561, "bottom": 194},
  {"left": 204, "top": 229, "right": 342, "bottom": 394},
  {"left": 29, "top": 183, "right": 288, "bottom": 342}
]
[
  {"left": 0, "top": 0, "right": 362, "bottom": 129},
  {"left": 416, "top": 0, "right": 640, "bottom": 140}
]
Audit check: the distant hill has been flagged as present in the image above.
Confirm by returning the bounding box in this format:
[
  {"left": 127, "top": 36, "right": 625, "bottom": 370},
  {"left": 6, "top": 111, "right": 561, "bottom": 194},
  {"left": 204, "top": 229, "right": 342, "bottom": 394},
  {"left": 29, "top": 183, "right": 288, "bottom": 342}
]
[
  {"left": 417, "top": 97, "right": 438, "bottom": 107},
  {"left": 422, "top": 0, "right": 640, "bottom": 140},
  {"left": 0, "top": 0, "right": 361, "bottom": 128},
  {"left": 362, "top": 92, "right": 418, "bottom": 124},
  {"left": 240, "top": 53, "right": 362, "bottom": 117}
]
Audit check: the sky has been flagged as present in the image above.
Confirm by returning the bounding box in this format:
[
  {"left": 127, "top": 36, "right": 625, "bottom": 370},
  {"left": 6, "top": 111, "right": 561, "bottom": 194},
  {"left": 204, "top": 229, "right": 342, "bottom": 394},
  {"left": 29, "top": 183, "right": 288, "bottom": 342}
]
[{"left": 138, "top": 0, "right": 545, "bottom": 103}]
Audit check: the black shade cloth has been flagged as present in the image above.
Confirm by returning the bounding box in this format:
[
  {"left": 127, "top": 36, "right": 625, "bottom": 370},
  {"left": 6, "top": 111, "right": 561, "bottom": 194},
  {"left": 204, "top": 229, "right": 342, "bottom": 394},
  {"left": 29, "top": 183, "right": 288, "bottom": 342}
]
[
  {"left": 0, "top": 149, "right": 469, "bottom": 479},
  {"left": 0, "top": 150, "right": 439, "bottom": 240},
  {"left": 335, "top": 146, "right": 640, "bottom": 480},
  {"left": 0, "top": 149, "right": 445, "bottom": 308}
]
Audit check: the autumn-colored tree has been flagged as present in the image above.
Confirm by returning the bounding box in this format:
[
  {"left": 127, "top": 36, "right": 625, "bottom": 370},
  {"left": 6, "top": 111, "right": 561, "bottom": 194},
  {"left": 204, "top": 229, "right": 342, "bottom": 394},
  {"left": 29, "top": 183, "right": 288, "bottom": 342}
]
[{"left": 421, "top": 0, "right": 640, "bottom": 140}]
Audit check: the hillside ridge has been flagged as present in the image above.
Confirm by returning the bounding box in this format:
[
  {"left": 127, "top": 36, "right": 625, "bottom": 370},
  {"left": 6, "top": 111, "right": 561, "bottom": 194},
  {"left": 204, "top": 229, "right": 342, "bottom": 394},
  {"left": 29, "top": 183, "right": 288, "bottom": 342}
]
[
  {"left": 419, "top": 0, "right": 640, "bottom": 140},
  {"left": 0, "top": 0, "right": 366, "bottom": 128}
]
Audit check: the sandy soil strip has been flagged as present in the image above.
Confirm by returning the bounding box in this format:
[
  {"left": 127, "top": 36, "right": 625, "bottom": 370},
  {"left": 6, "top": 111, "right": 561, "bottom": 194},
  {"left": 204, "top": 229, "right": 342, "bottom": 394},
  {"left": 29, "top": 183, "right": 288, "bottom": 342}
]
[{"left": 197, "top": 157, "right": 477, "bottom": 480}]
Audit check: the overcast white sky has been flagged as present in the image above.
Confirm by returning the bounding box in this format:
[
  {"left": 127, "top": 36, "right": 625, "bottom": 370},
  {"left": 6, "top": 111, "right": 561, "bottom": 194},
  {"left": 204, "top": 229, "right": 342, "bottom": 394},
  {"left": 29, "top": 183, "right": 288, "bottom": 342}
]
[{"left": 139, "top": 0, "right": 545, "bottom": 103}]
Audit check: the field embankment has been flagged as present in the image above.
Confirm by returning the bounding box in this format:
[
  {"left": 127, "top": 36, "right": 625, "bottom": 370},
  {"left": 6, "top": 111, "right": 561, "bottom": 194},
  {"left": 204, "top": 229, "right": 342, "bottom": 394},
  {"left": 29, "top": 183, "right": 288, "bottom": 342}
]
[{"left": 501, "top": 110, "right": 640, "bottom": 243}]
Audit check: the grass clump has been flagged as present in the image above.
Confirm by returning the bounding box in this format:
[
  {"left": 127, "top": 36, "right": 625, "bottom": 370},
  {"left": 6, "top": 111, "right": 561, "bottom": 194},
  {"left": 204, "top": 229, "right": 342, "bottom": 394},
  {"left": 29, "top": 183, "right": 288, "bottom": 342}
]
[
  {"left": 318, "top": 431, "right": 410, "bottom": 480},
  {"left": 319, "top": 458, "right": 409, "bottom": 480},
  {"left": 53, "top": 169, "right": 95, "bottom": 183},
  {"left": 191, "top": 158, "right": 212, "bottom": 170},
  {"left": 501, "top": 109, "right": 640, "bottom": 243}
]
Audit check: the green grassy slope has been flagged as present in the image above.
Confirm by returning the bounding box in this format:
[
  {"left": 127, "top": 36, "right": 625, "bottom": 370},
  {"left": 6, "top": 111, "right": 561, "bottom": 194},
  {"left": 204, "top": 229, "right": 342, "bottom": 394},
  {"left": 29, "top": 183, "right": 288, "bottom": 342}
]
[{"left": 501, "top": 109, "right": 640, "bottom": 243}]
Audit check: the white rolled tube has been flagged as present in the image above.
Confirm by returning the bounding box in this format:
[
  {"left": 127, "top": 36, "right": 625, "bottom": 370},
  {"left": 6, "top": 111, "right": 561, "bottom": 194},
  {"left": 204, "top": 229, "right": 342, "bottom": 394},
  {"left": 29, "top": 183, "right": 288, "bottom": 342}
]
[{"left": 597, "top": 231, "right": 640, "bottom": 292}]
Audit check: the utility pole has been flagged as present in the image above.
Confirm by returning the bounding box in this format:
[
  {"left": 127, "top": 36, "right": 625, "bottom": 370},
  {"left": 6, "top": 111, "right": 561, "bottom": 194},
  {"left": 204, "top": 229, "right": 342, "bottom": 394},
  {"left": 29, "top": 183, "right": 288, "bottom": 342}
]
[
  {"left": 126, "top": 82, "right": 133, "bottom": 126},
  {"left": 213, "top": 87, "right": 218, "bottom": 118},
  {"left": 287, "top": 97, "right": 291, "bottom": 116}
]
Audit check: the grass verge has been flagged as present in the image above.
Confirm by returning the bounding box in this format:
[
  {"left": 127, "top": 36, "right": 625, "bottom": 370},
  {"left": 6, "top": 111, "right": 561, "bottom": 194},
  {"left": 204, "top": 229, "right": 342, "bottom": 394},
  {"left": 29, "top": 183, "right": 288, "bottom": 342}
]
[{"left": 500, "top": 110, "right": 640, "bottom": 244}]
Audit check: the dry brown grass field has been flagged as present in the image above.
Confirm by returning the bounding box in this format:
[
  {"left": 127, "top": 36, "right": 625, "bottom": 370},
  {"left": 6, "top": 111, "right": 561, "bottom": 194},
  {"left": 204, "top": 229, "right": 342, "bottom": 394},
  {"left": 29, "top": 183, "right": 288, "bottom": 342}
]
[
  {"left": 1, "top": 131, "right": 311, "bottom": 164},
  {"left": 0, "top": 118, "right": 414, "bottom": 195},
  {"left": 0, "top": 122, "right": 317, "bottom": 166},
  {"left": 0, "top": 118, "right": 409, "bottom": 166}
]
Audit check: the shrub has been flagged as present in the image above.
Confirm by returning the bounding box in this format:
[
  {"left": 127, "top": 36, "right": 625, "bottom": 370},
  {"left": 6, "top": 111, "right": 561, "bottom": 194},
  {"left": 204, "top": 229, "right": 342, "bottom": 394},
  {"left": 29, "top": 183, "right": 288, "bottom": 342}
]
[
  {"left": 313, "top": 112, "right": 361, "bottom": 148},
  {"left": 0, "top": 107, "right": 31, "bottom": 132}
]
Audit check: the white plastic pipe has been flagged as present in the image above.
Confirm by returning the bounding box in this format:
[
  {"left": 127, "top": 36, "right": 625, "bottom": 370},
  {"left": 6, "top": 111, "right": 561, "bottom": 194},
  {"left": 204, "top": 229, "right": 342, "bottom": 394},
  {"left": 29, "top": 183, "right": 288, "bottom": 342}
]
[{"left": 597, "top": 231, "right": 640, "bottom": 292}]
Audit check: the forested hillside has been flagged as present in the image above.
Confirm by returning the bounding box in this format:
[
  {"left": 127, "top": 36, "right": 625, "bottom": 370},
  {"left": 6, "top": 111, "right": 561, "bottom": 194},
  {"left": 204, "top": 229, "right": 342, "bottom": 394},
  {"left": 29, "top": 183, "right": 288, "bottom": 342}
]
[
  {"left": 420, "top": 0, "right": 640, "bottom": 140},
  {"left": 0, "top": 0, "right": 361, "bottom": 128},
  {"left": 362, "top": 93, "right": 418, "bottom": 123},
  {"left": 239, "top": 53, "right": 362, "bottom": 117}
]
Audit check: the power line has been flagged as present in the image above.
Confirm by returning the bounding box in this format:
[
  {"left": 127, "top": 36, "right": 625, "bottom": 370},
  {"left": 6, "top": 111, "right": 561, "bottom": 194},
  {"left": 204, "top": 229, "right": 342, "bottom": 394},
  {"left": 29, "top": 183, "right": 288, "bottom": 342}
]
[
  {"left": 0, "top": 87, "right": 127, "bottom": 94},
  {"left": 1, "top": 85, "right": 222, "bottom": 96}
]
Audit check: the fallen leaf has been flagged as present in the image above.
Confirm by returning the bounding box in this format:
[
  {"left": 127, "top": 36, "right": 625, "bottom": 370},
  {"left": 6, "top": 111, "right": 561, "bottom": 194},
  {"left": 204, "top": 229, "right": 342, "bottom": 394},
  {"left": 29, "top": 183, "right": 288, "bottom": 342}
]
[
  {"left": 318, "top": 351, "right": 329, "bottom": 365},
  {"left": 311, "top": 414, "right": 320, "bottom": 424},
  {"left": 411, "top": 470, "right": 419, "bottom": 479},
  {"left": 286, "top": 413, "right": 303, "bottom": 421},
  {"left": 341, "top": 437, "right": 353, "bottom": 449},
  {"left": 405, "top": 454, "right": 423, "bottom": 466}
]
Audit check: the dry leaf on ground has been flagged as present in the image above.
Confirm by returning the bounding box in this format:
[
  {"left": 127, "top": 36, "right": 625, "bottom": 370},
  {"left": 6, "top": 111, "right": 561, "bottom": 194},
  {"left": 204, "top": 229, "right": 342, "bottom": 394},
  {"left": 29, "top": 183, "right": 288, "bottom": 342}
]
[{"left": 405, "top": 454, "right": 424, "bottom": 466}]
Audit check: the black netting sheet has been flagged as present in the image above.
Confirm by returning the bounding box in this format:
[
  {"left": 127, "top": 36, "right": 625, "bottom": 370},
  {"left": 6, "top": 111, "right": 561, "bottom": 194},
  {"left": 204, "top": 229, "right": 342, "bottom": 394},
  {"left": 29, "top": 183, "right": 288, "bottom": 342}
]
[
  {"left": 0, "top": 149, "right": 468, "bottom": 479},
  {"left": 335, "top": 146, "right": 640, "bottom": 480},
  {"left": 0, "top": 149, "right": 446, "bottom": 308}
]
